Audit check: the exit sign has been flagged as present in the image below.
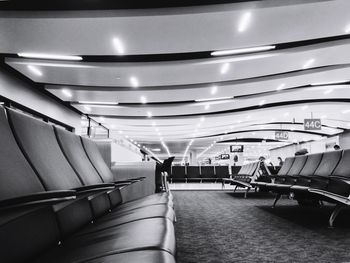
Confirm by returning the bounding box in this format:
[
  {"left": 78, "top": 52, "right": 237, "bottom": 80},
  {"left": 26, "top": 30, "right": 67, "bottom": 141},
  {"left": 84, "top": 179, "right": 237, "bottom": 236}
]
[
  {"left": 275, "top": 131, "right": 289, "bottom": 140},
  {"left": 304, "top": 119, "right": 322, "bottom": 130}
]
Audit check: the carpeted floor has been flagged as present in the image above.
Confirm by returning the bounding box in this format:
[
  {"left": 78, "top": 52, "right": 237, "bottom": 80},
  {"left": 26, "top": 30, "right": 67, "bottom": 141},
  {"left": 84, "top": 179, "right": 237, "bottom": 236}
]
[{"left": 173, "top": 191, "right": 350, "bottom": 263}]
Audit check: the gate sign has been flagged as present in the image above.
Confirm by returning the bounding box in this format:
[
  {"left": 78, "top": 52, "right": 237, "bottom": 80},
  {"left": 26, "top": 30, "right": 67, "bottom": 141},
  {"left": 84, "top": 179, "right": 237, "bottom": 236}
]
[
  {"left": 304, "top": 119, "right": 322, "bottom": 130},
  {"left": 275, "top": 131, "right": 289, "bottom": 140}
]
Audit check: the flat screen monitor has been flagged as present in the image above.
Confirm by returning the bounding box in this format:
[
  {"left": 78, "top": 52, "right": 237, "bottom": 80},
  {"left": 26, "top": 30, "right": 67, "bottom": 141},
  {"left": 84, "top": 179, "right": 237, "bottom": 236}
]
[
  {"left": 220, "top": 154, "right": 230, "bottom": 160},
  {"left": 230, "top": 145, "right": 244, "bottom": 153}
]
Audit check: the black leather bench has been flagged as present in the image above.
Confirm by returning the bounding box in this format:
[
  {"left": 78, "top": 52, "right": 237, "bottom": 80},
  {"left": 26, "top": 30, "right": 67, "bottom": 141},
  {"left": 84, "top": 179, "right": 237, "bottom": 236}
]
[{"left": 0, "top": 106, "right": 177, "bottom": 263}]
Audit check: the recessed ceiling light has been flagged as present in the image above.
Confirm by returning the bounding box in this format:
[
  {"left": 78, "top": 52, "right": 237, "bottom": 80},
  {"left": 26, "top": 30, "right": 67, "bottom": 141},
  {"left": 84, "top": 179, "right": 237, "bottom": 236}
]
[
  {"left": 200, "top": 116, "right": 205, "bottom": 122},
  {"left": 112, "top": 37, "right": 125, "bottom": 55},
  {"left": 152, "top": 148, "right": 161, "bottom": 152},
  {"left": 205, "top": 104, "right": 210, "bottom": 110},
  {"left": 302, "top": 59, "right": 315, "bottom": 69},
  {"left": 83, "top": 105, "right": 92, "bottom": 112},
  {"left": 210, "top": 85, "right": 218, "bottom": 95},
  {"left": 152, "top": 121, "right": 156, "bottom": 126},
  {"left": 27, "top": 65, "right": 43, "bottom": 76},
  {"left": 324, "top": 89, "right": 333, "bottom": 95},
  {"left": 238, "top": 12, "right": 252, "bottom": 32},
  {"left": 195, "top": 96, "right": 233, "bottom": 102},
  {"left": 61, "top": 89, "right": 72, "bottom": 98},
  {"left": 276, "top": 83, "right": 286, "bottom": 91},
  {"left": 345, "top": 24, "right": 350, "bottom": 34},
  {"left": 220, "top": 63, "right": 230, "bottom": 74},
  {"left": 140, "top": 96, "right": 147, "bottom": 104},
  {"left": 259, "top": 100, "right": 266, "bottom": 106},
  {"left": 211, "top": 45, "right": 275, "bottom": 57},
  {"left": 130, "top": 76, "right": 139, "bottom": 88},
  {"left": 301, "top": 105, "right": 309, "bottom": 110},
  {"left": 147, "top": 111, "right": 152, "bottom": 118},
  {"left": 18, "top": 53, "right": 82, "bottom": 61}
]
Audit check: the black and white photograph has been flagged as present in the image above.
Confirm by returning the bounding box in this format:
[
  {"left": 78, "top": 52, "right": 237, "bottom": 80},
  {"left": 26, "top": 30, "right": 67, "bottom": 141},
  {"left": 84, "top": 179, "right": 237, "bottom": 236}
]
[{"left": 1, "top": 0, "right": 350, "bottom": 262}]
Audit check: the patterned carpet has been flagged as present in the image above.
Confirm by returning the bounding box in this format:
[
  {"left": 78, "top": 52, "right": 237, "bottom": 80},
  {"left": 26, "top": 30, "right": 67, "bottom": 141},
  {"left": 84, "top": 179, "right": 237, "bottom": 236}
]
[{"left": 173, "top": 191, "right": 350, "bottom": 263}]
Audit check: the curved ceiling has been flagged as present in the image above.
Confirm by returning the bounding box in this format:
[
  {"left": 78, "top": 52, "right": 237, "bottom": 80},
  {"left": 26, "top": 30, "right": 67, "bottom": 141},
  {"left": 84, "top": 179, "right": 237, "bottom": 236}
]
[{"left": 1, "top": 0, "right": 350, "bottom": 161}]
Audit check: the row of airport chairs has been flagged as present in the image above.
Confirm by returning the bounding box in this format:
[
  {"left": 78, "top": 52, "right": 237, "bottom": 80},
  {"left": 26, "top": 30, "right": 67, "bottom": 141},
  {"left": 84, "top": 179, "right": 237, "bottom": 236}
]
[
  {"left": 222, "top": 162, "right": 263, "bottom": 197},
  {"left": 0, "top": 106, "right": 176, "bottom": 263},
  {"left": 170, "top": 165, "right": 231, "bottom": 183},
  {"left": 253, "top": 150, "right": 350, "bottom": 227}
]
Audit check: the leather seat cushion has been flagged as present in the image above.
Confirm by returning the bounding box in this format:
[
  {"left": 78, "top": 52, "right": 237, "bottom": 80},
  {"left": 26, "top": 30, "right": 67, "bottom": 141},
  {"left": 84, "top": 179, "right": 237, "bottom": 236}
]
[
  {"left": 84, "top": 250, "right": 176, "bottom": 263},
  {"left": 34, "top": 218, "right": 176, "bottom": 263},
  {"left": 76, "top": 205, "right": 176, "bottom": 236}
]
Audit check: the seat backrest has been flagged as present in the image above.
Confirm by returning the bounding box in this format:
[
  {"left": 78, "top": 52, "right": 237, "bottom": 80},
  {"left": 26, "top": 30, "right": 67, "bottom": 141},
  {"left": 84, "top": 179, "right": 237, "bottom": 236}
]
[
  {"left": 81, "top": 137, "right": 115, "bottom": 183},
  {"left": 7, "top": 108, "right": 83, "bottom": 190},
  {"left": 299, "top": 153, "right": 323, "bottom": 176},
  {"left": 313, "top": 150, "right": 342, "bottom": 177},
  {"left": 171, "top": 166, "right": 186, "bottom": 179},
  {"left": 277, "top": 157, "right": 295, "bottom": 176},
  {"left": 0, "top": 107, "right": 45, "bottom": 201},
  {"left": 215, "top": 166, "right": 229, "bottom": 178},
  {"left": 201, "top": 166, "right": 215, "bottom": 178},
  {"left": 287, "top": 155, "right": 308, "bottom": 176},
  {"left": 187, "top": 166, "right": 200, "bottom": 179},
  {"left": 239, "top": 163, "right": 250, "bottom": 175},
  {"left": 248, "top": 162, "right": 259, "bottom": 176},
  {"left": 54, "top": 127, "right": 104, "bottom": 185},
  {"left": 332, "top": 149, "right": 350, "bottom": 178}
]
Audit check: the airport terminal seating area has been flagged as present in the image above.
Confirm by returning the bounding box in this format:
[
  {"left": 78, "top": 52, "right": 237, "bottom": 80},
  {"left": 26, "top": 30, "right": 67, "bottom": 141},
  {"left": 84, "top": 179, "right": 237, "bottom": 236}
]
[
  {"left": 252, "top": 150, "right": 350, "bottom": 227},
  {"left": 170, "top": 165, "right": 230, "bottom": 183},
  {"left": 0, "top": 106, "right": 176, "bottom": 263}
]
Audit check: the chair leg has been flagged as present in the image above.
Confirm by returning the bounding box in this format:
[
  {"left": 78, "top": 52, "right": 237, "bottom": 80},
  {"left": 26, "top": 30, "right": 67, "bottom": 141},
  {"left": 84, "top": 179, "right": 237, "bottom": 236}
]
[
  {"left": 329, "top": 204, "right": 343, "bottom": 228},
  {"left": 272, "top": 193, "right": 281, "bottom": 208},
  {"left": 244, "top": 187, "right": 250, "bottom": 198},
  {"left": 233, "top": 185, "right": 237, "bottom": 193}
]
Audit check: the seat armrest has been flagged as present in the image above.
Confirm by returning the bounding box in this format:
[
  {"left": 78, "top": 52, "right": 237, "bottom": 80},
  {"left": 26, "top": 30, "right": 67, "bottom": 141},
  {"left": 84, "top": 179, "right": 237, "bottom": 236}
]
[
  {"left": 74, "top": 183, "right": 116, "bottom": 194},
  {"left": 0, "top": 190, "right": 77, "bottom": 211},
  {"left": 308, "top": 189, "right": 350, "bottom": 205},
  {"left": 329, "top": 176, "right": 350, "bottom": 184}
]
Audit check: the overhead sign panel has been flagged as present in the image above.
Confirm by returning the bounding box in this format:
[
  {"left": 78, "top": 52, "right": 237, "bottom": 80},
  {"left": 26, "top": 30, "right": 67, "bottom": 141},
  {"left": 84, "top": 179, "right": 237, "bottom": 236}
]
[
  {"left": 304, "top": 119, "right": 322, "bottom": 130},
  {"left": 230, "top": 145, "right": 244, "bottom": 152},
  {"left": 275, "top": 131, "right": 289, "bottom": 140}
]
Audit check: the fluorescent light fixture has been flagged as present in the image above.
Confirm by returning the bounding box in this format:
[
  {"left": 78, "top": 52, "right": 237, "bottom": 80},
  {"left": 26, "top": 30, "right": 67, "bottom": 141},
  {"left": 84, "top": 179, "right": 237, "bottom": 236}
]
[
  {"left": 210, "top": 85, "right": 218, "bottom": 95},
  {"left": 78, "top": 101, "right": 118, "bottom": 105},
  {"left": 140, "top": 96, "right": 147, "bottom": 104},
  {"left": 200, "top": 116, "right": 205, "bottom": 122},
  {"left": 220, "top": 63, "right": 230, "bottom": 74},
  {"left": 276, "top": 83, "right": 286, "bottom": 91},
  {"left": 195, "top": 96, "right": 233, "bottom": 102},
  {"left": 342, "top": 109, "right": 350, "bottom": 114},
  {"left": 61, "top": 89, "right": 72, "bottom": 98},
  {"left": 302, "top": 58, "right": 315, "bottom": 69},
  {"left": 324, "top": 89, "right": 333, "bottom": 95},
  {"left": 27, "top": 65, "right": 42, "bottom": 76},
  {"left": 147, "top": 111, "right": 152, "bottom": 118},
  {"left": 112, "top": 37, "right": 125, "bottom": 55},
  {"left": 259, "top": 100, "right": 266, "bottom": 106},
  {"left": 211, "top": 45, "right": 275, "bottom": 57},
  {"left": 238, "top": 12, "right": 252, "bottom": 32},
  {"left": 18, "top": 53, "right": 82, "bottom": 61},
  {"left": 311, "top": 80, "right": 348, "bottom": 86},
  {"left": 130, "top": 76, "right": 139, "bottom": 88}
]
